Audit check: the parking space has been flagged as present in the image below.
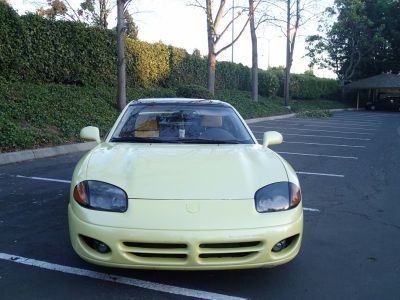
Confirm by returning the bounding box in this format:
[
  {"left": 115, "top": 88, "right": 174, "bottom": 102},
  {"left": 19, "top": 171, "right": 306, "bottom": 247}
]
[{"left": 1, "top": 111, "right": 399, "bottom": 299}]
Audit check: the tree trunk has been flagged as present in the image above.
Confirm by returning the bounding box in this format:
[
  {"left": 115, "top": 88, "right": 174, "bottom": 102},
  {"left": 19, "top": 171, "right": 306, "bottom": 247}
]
[
  {"left": 99, "top": 0, "right": 108, "bottom": 28},
  {"left": 284, "top": 0, "right": 291, "bottom": 107},
  {"left": 207, "top": 52, "right": 217, "bottom": 95},
  {"left": 249, "top": 0, "right": 258, "bottom": 102},
  {"left": 116, "top": 0, "right": 126, "bottom": 112},
  {"left": 206, "top": 0, "right": 215, "bottom": 95}
]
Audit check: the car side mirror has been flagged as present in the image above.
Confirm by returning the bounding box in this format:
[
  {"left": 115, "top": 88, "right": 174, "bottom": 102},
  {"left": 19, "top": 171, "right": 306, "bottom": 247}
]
[
  {"left": 263, "top": 131, "right": 283, "bottom": 147},
  {"left": 80, "top": 126, "right": 101, "bottom": 143}
]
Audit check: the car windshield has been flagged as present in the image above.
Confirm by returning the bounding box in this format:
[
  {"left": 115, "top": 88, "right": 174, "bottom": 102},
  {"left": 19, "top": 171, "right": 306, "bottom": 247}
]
[{"left": 110, "top": 103, "right": 254, "bottom": 144}]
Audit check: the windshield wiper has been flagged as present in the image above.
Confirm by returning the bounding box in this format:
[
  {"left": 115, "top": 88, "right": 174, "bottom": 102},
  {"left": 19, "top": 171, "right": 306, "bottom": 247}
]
[
  {"left": 172, "top": 138, "right": 241, "bottom": 144},
  {"left": 110, "top": 137, "right": 165, "bottom": 143},
  {"left": 110, "top": 137, "right": 242, "bottom": 144}
]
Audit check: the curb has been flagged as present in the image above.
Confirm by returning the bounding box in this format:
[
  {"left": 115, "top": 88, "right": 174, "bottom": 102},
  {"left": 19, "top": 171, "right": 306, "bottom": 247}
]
[
  {"left": 245, "top": 113, "right": 296, "bottom": 124},
  {"left": 328, "top": 108, "right": 362, "bottom": 112},
  {"left": 0, "top": 108, "right": 358, "bottom": 166},
  {"left": 0, "top": 142, "right": 97, "bottom": 166}
]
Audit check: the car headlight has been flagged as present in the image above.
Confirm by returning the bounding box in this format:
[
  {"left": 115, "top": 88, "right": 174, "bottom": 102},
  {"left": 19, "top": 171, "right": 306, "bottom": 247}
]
[
  {"left": 254, "top": 182, "right": 301, "bottom": 213},
  {"left": 73, "top": 180, "right": 128, "bottom": 212}
]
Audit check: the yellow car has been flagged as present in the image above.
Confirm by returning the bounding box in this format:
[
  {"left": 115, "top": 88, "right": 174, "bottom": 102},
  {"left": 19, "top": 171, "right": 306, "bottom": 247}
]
[{"left": 68, "top": 98, "right": 303, "bottom": 270}]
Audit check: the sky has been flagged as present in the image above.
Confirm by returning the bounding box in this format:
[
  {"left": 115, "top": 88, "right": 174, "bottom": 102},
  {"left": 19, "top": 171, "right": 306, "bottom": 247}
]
[{"left": 9, "top": 0, "right": 336, "bottom": 78}]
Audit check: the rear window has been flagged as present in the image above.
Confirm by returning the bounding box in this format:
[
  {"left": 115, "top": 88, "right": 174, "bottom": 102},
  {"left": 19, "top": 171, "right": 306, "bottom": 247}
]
[{"left": 110, "top": 103, "right": 254, "bottom": 144}]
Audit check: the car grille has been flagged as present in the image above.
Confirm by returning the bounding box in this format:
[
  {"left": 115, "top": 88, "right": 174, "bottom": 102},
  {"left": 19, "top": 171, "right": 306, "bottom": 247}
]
[{"left": 120, "top": 240, "right": 263, "bottom": 265}]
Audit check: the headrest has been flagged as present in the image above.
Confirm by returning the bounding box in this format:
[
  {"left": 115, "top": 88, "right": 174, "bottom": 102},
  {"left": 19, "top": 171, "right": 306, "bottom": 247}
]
[
  {"left": 201, "top": 115, "right": 223, "bottom": 127},
  {"left": 135, "top": 115, "right": 159, "bottom": 131}
]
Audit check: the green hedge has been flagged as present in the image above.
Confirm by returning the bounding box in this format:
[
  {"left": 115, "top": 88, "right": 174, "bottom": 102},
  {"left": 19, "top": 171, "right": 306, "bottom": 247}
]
[
  {"left": 290, "top": 74, "right": 340, "bottom": 100},
  {"left": 176, "top": 84, "right": 213, "bottom": 99},
  {"left": 258, "top": 71, "right": 279, "bottom": 97},
  {"left": 167, "top": 50, "right": 208, "bottom": 88},
  {"left": 0, "top": 3, "right": 24, "bottom": 81},
  {"left": 126, "top": 39, "right": 170, "bottom": 87},
  {"left": 0, "top": 3, "right": 116, "bottom": 84},
  {"left": 0, "top": 2, "right": 339, "bottom": 99}
]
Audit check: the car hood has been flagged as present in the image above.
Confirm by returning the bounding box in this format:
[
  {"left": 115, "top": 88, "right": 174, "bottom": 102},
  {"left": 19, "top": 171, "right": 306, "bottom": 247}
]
[{"left": 80, "top": 143, "right": 288, "bottom": 200}]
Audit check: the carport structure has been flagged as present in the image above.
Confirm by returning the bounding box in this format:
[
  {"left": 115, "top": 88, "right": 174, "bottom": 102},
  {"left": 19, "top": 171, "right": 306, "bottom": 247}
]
[{"left": 345, "top": 73, "right": 400, "bottom": 109}]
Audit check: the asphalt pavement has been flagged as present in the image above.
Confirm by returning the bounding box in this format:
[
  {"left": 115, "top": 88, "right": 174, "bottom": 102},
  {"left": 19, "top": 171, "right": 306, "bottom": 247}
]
[{"left": 0, "top": 111, "right": 399, "bottom": 299}]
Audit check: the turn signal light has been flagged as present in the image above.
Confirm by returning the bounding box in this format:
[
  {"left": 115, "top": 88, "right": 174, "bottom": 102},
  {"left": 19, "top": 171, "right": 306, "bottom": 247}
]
[
  {"left": 290, "top": 184, "right": 302, "bottom": 207},
  {"left": 73, "top": 182, "right": 88, "bottom": 206}
]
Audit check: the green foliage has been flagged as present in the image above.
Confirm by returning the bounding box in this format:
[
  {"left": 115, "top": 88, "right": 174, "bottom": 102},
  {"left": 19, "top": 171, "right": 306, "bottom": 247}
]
[
  {"left": 0, "top": 7, "right": 117, "bottom": 85},
  {"left": 215, "top": 62, "right": 251, "bottom": 90},
  {"left": 0, "top": 81, "right": 177, "bottom": 152},
  {"left": 167, "top": 50, "right": 208, "bottom": 88},
  {"left": 290, "top": 99, "right": 349, "bottom": 112},
  {"left": 290, "top": 74, "right": 340, "bottom": 100},
  {"left": 304, "top": 69, "right": 315, "bottom": 76},
  {"left": 0, "top": 3, "right": 341, "bottom": 99},
  {"left": 258, "top": 71, "right": 279, "bottom": 97},
  {"left": 0, "top": 2, "right": 24, "bottom": 81},
  {"left": 214, "top": 89, "right": 289, "bottom": 120},
  {"left": 0, "top": 79, "right": 349, "bottom": 152},
  {"left": 176, "top": 85, "right": 213, "bottom": 99},
  {"left": 124, "top": 10, "right": 138, "bottom": 39},
  {"left": 297, "top": 110, "right": 333, "bottom": 118},
  {"left": 125, "top": 39, "right": 170, "bottom": 87},
  {"left": 306, "top": 0, "right": 388, "bottom": 81}
]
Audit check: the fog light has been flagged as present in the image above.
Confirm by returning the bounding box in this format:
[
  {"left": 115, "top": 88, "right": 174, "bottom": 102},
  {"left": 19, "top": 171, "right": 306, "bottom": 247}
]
[
  {"left": 81, "top": 235, "right": 111, "bottom": 254},
  {"left": 272, "top": 239, "right": 288, "bottom": 252},
  {"left": 93, "top": 239, "right": 111, "bottom": 253}
]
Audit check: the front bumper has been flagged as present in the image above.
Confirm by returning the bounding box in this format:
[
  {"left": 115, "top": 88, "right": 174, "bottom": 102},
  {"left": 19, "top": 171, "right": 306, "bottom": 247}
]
[{"left": 69, "top": 205, "right": 303, "bottom": 270}]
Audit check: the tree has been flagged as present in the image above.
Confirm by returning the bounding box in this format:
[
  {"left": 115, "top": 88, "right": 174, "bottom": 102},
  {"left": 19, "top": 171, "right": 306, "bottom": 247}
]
[
  {"left": 80, "top": 0, "right": 112, "bottom": 28},
  {"left": 360, "top": 0, "right": 400, "bottom": 76},
  {"left": 37, "top": 0, "right": 68, "bottom": 20},
  {"left": 124, "top": 10, "right": 138, "bottom": 39},
  {"left": 37, "top": 0, "right": 114, "bottom": 28},
  {"left": 116, "top": 0, "right": 134, "bottom": 111},
  {"left": 306, "top": 0, "right": 385, "bottom": 87},
  {"left": 248, "top": 0, "right": 276, "bottom": 102},
  {"left": 193, "top": 0, "right": 253, "bottom": 95},
  {"left": 249, "top": 0, "right": 258, "bottom": 101},
  {"left": 267, "top": 0, "right": 319, "bottom": 106}
]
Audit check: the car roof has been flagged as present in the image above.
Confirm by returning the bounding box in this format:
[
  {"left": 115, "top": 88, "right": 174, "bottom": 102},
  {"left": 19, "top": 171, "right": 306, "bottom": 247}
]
[{"left": 129, "top": 98, "right": 231, "bottom": 107}]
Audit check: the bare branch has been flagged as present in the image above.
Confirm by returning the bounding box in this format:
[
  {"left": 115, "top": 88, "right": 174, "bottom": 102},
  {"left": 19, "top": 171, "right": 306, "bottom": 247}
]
[
  {"left": 216, "top": 12, "right": 251, "bottom": 55},
  {"left": 188, "top": 0, "right": 206, "bottom": 11},
  {"left": 63, "top": 0, "right": 81, "bottom": 21},
  {"left": 213, "top": 0, "right": 226, "bottom": 32},
  {"left": 215, "top": 8, "right": 246, "bottom": 44}
]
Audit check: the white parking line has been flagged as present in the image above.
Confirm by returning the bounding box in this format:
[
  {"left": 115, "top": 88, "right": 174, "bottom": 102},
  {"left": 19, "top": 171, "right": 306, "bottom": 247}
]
[
  {"left": 0, "top": 253, "right": 244, "bottom": 300},
  {"left": 15, "top": 175, "right": 71, "bottom": 184},
  {"left": 275, "top": 133, "right": 371, "bottom": 140},
  {"left": 255, "top": 132, "right": 371, "bottom": 141},
  {"left": 331, "top": 118, "right": 384, "bottom": 122},
  {"left": 297, "top": 171, "right": 344, "bottom": 178},
  {"left": 277, "top": 151, "right": 358, "bottom": 160},
  {"left": 256, "top": 139, "right": 366, "bottom": 148},
  {"left": 303, "top": 207, "right": 321, "bottom": 212},
  {"left": 283, "top": 141, "right": 366, "bottom": 148},
  {"left": 329, "top": 116, "right": 385, "bottom": 121},
  {"left": 253, "top": 122, "right": 378, "bottom": 130},
  {"left": 251, "top": 127, "right": 372, "bottom": 135},
  {"left": 300, "top": 116, "right": 383, "bottom": 123},
  {"left": 273, "top": 119, "right": 381, "bottom": 126},
  {"left": 303, "top": 124, "right": 377, "bottom": 131}
]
